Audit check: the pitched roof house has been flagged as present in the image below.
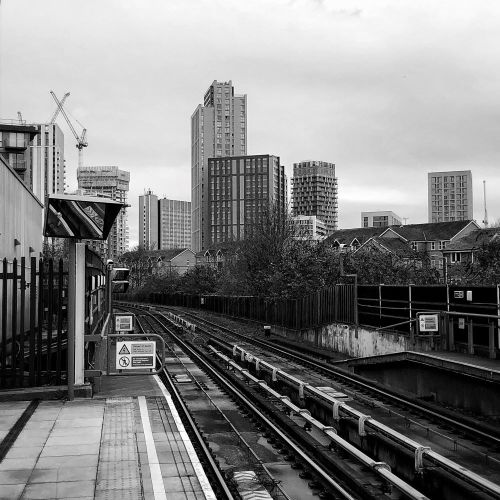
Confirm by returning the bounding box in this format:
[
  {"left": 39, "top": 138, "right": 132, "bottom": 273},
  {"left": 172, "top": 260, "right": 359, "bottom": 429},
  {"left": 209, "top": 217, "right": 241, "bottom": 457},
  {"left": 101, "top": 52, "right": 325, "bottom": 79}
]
[
  {"left": 327, "top": 220, "right": 480, "bottom": 270},
  {"left": 442, "top": 228, "right": 500, "bottom": 265}
]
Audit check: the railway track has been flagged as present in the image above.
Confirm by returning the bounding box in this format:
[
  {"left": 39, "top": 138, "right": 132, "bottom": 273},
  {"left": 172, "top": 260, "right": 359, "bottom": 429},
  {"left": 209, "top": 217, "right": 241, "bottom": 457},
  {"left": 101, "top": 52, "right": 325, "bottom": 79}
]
[
  {"left": 117, "top": 301, "right": 500, "bottom": 500},
  {"left": 121, "top": 304, "right": 431, "bottom": 500}
]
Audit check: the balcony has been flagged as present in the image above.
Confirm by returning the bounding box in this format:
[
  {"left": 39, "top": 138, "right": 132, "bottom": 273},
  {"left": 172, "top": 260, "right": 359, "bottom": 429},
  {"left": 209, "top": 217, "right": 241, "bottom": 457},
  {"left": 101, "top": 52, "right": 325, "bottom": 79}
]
[
  {"left": 13, "top": 160, "right": 27, "bottom": 172},
  {"left": 2, "top": 136, "right": 28, "bottom": 149}
]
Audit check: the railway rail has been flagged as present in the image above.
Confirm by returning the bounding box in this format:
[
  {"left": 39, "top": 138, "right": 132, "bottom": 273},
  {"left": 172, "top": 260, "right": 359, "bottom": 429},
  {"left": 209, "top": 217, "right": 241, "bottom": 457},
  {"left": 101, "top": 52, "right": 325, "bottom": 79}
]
[
  {"left": 120, "top": 304, "right": 429, "bottom": 500},
  {"left": 116, "top": 302, "right": 500, "bottom": 500}
]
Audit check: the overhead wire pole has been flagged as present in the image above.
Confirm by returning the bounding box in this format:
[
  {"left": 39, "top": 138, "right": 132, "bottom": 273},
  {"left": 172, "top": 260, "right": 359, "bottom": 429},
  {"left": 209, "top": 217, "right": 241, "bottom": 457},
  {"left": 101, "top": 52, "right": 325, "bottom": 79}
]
[{"left": 50, "top": 90, "right": 88, "bottom": 168}]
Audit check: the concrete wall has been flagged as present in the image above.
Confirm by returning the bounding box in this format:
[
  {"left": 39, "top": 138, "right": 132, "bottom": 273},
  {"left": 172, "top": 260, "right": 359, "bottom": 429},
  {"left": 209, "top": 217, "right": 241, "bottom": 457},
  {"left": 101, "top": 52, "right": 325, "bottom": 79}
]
[
  {"left": 1, "top": 158, "right": 44, "bottom": 260},
  {"left": 274, "top": 322, "right": 435, "bottom": 358}
]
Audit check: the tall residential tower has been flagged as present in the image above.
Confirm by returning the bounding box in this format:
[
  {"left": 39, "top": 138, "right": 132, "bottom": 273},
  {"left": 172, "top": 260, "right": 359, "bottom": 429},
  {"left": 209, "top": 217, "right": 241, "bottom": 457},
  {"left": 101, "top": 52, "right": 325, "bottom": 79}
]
[
  {"left": 139, "top": 189, "right": 159, "bottom": 250},
  {"left": 291, "top": 160, "right": 338, "bottom": 235},
  {"left": 191, "top": 80, "right": 247, "bottom": 252},
  {"left": 428, "top": 170, "right": 473, "bottom": 223}
]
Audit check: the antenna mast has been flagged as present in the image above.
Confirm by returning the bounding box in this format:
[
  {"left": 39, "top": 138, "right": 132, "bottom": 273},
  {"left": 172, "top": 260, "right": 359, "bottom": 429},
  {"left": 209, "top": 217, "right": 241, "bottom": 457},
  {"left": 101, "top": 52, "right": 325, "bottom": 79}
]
[{"left": 483, "top": 180, "right": 488, "bottom": 227}]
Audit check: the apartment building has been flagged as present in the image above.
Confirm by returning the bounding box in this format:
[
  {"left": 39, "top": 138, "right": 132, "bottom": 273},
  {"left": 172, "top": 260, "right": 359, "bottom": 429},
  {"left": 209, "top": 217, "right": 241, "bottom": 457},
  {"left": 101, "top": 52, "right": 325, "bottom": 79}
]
[
  {"left": 361, "top": 211, "right": 402, "bottom": 228},
  {"left": 139, "top": 191, "right": 191, "bottom": 250},
  {"left": 191, "top": 80, "right": 247, "bottom": 252},
  {"left": 159, "top": 198, "right": 191, "bottom": 250},
  {"left": 139, "top": 189, "right": 159, "bottom": 249},
  {"left": 428, "top": 170, "right": 473, "bottom": 223},
  {"left": 31, "top": 123, "right": 65, "bottom": 198},
  {"left": 0, "top": 120, "right": 39, "bottom": 198},
  {"left": 207, "top": 154, "right": 287, "bottom": 246},
  {"left": 77, "top": 166, "right": 130, "bottom": 259},
  {"left": 291, "top": 160, "right": 338, "bottom": 235},
  {"left": 293, "top": 215, "right": 327, "bottom": 241}
]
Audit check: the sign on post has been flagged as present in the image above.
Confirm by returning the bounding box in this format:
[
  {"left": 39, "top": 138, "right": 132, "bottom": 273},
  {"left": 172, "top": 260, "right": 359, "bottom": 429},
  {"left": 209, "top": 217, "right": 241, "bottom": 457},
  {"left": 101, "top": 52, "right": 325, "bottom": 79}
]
[
  {"left": 418, "top": 314, "right": 439, "bottom": 333},
  {"left": 115, "top": 314, "right": 134, "bottom": 332},
  {"left": 116, "top": 340, "right": 156, "bottom": 370}
]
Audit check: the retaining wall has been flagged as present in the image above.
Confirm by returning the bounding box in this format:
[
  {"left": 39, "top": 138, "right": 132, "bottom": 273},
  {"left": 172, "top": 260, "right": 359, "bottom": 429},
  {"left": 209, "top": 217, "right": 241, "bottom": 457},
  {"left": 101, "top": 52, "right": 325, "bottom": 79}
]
[{"left": 273, "top": 322, "right": 436, "bottom": 357}]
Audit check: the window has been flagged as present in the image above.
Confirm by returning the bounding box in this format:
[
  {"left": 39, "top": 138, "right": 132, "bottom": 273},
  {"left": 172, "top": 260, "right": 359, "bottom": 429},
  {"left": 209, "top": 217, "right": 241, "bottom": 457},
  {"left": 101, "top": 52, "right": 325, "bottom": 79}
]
[
  {"left": 438, "top": 240, "right": 447, "bottom": 250},
  {"left": 450, "top": 252, "right": 462, "bottom": 264},
  {"left": 430, "top": 242, "right": 436, "bottom": 250}
]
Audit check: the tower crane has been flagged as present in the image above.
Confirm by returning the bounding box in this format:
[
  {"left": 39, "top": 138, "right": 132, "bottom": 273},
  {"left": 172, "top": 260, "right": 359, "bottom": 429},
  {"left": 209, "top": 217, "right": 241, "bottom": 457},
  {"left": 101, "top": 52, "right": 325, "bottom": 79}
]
[
  {"left": 49, "top": 92, "right": 70, "bottom": 124},
  {"left": 50, "top": 90, "right": 88, "bottom": 168}
]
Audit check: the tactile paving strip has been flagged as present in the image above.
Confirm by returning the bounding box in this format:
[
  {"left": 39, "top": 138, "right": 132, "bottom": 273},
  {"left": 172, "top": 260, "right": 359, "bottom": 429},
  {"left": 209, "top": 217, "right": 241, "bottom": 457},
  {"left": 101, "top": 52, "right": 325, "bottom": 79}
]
[{"left": 95, "top": 398, "right": 143, "bottom": 499}]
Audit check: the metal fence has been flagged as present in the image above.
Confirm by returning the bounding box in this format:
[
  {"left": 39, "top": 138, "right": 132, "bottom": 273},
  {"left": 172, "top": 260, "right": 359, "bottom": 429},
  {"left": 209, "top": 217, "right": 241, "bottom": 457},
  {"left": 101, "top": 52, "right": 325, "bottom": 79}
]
[
  {"left": 358, "top": 284, "right": 500, "bottom": 353},
  {"left": 0, "top": 247, "right": 107, "bottom": 390},
  {"left": 150, "top": 285, "right": 355, "bottom": 330}
]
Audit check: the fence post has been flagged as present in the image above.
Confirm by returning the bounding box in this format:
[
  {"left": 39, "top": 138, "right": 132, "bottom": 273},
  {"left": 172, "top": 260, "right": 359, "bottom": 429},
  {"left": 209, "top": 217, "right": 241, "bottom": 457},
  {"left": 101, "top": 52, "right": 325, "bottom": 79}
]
[
  {"left": 47, "top": 260, "right": 54, "bottom": 377},
  {"left": 11, "top": 258, "right": 18, "bottom": 387},
  {"left": 36, "top": 258, "right": 44, "bottom": 385},
  {"left": 467, "top": 318, "right": 474, "bottom": 355},
  {"left": 56, "top": 259, "right": 63, "bottom": 385},
  {"left": 489, "top": 321, "right": 496, "bottom": 359},
  {"left": 408, "top": 284, "right": 413, "bottom": 340},
  {"left": 19, "top": 257, "right": 26, "bottom": 387},
  {"left": 29, "top": 257, "right": 36, "bottom": 386},
  {"left": 1, "top": 258, "right": 7, "bottom": 387},
  {"left": 449, "top": 315, "right": 455, "bottom": 351}
]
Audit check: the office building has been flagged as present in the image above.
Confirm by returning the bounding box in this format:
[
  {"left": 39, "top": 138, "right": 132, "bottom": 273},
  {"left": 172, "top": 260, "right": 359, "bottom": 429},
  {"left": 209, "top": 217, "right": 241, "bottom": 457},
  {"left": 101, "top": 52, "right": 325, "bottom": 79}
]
[
  {"left": 139, "top": 189, "right": 159, "bottom": 249},
  {"left": 428, "top": 170, "right": 473, "bottom": 223},
  {"left": 291, "top": 160, "right": 338, "bottom": 235},
  {"left": 361, "top": 211, "right": 402, "bottom": 228},
  {"left": 77, "top": 166, "right": 130, "bottom": 259},
  {"left": 207, "top": 154, "right": 287, "bottom": 246},
  {"left": 191, "top": 80, "right": 247, "bottom": 252},
  {"left": 159, "top": 198, "right": 191, "bottom": 249}
]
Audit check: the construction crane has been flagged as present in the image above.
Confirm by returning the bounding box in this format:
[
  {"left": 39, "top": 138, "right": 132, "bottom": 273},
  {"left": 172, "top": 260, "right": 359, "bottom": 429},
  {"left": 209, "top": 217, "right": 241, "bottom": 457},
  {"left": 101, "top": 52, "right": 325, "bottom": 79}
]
[
  {"left": 49, "top": 92, "right": 70, "bottom": 124},
  {"left": 50, "top": 90, "right": 88, "bottom": 168}
]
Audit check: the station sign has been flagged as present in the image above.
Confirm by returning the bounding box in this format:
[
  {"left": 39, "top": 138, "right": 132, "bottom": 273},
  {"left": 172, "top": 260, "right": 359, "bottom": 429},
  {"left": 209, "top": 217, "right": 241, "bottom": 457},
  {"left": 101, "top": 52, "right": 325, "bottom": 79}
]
[
  {"left": 116, "top": 340, "right": 156, "bottom": 370},
  {"left": 115, "top": 314, "right": 134, "bottom": 332},
  {"left": 418, "top": 314, "right": 439, "bottom": 332}
]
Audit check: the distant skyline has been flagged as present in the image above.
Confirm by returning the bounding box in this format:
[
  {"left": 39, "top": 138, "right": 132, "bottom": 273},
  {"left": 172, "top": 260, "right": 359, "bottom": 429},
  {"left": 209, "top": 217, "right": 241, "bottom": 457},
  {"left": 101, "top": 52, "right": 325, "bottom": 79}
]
[{"left": 2, "top": 0, "right": 500, "bottom": 248}]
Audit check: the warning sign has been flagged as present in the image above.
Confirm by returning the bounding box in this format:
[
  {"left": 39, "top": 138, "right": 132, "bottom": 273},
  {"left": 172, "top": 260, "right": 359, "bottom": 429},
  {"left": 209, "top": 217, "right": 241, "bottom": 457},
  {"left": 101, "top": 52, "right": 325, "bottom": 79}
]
[
  {"left": 132, "top": 356, "right": 154, "bottom": 367},
  {"left": 418, "top": 314, "right": 439, "bottom": 332},
  {"left": 116, "top": 340, "right": 156, "bottom": 370},
  {"left": 115, "top": 315, "right": 134, "bottom": 332},
  {"left": 118, "top": 344, "right": 130, "bottom": 355}
]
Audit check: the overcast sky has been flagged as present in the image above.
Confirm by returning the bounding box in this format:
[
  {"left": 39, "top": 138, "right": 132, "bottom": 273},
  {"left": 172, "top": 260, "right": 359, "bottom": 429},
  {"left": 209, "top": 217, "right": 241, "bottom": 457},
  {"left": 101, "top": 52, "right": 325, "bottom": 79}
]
[{"left": 2, "top": 0, "right": 500, "bottom": 247}]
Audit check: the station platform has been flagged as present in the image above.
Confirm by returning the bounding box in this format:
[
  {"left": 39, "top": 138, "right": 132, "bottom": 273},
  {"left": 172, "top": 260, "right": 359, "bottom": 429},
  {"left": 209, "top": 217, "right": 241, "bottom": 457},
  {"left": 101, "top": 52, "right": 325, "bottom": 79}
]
[
  {"left": 0, "top": 374, "right": 216, "bottom": 500},
  {"left": 337, "top": 349, "right": 500, "bottom": 381}
]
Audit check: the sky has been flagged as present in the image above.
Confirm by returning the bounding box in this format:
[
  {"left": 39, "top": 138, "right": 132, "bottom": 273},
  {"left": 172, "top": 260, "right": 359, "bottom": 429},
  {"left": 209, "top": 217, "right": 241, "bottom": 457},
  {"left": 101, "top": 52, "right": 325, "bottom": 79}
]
[{"left": 1, "top": 0, "right": 500, "bottom": 247}]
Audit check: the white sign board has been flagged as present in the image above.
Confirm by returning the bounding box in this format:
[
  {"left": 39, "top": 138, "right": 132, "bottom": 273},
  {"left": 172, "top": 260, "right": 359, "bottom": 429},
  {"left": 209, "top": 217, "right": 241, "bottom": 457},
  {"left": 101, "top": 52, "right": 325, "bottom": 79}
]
[
  {"left": 116, "top": 340, "right": 156, "bottom": 370},
  {"left": 115, "top": 315, "right": 133, "bottom": 332},
  {"left": 418, "top": 314, "right": 439, "bottom": 332}
]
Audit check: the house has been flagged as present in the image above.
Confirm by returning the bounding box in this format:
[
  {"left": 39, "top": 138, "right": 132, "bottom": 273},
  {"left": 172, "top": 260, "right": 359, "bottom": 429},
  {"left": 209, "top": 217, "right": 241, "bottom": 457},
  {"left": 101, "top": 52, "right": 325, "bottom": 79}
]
[
  {"left": 148, "top": 248, "right": 195, "bottom": 275},
  {"left": 195, "top": 242, "right": 238, "bottom": 269},
  {"left": 326, "top": 227, "right": 387, "bottom": 252},
  {"left": 442, "top": 228, "right": 500, "bottom": 265},
  {"left": 327, "top": 221, "right": 480, "bottom": 270}
]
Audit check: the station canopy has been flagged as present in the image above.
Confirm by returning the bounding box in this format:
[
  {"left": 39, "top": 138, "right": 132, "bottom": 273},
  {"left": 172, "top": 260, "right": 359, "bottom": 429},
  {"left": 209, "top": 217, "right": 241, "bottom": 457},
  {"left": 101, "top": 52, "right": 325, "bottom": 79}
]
[{"left": 43, "top": 194, "right": 124, "bottom": 240}]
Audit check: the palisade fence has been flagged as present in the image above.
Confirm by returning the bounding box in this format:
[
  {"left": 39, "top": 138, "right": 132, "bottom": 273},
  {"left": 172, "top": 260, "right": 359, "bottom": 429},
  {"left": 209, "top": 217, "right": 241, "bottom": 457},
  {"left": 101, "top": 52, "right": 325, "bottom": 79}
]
[
  {"left": 147, "top": 283, "right": 500, "bottom": 352},
  {"left": 0, "top": 247, "right": 107, "bottom": 390},
  {"left": 150, "top": 284, "right": 356, "bottom": 330}
]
